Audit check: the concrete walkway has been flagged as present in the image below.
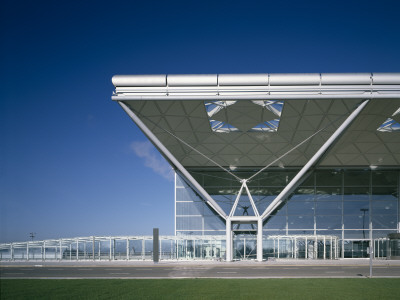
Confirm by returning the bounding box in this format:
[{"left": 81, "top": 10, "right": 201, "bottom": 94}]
[{"left": 2, "top": 258, "right": 400, "bottom": 267}]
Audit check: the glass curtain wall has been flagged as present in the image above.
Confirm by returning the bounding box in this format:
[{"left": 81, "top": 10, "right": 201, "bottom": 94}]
[{"left": 178, "top": 168, "right": 400, "bottom": 259}]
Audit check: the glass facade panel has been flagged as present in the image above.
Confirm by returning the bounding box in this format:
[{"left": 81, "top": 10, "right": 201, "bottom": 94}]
[
  {"left": 315, "top": 201, "right": 342, "bottom": 215},
  {"left": 372, "top": 171, "right": 399, "bottom": 186},
  {"left": 253, "top": 195, "right": 274, "bottom": 214},
  {"left": 287, "top": 201, "right": 314, "bottom": 215},
  {"left": 265, "top": 215, "right": 286, "bottom": 230},
  {"left": 176, "top": 216, "right": 202, "bottom": 231},
  {"left": 372, "top": 215, "right": 397, "bottom": 229},
  {"left": 203, "top": 216, "right": 225, "bottom": 230},
  {"left": 372, "top": 187, "right": 398, "bottom": 200},
  {"left": 343, "top": 215, "right": 365, "bottom": 229},
  {"left": 344, "top": 171, "right": 370, "bottom": 186},
  {"left": 374, "top": 230, "right": 396, "bottom": 239},
  {"left": 176, "top": 202, "right": 203, "bottom": 215},
  {"left": 343, "top": 240, "right": 369, "bottom": 258},
  {"left": 288, "top": 215, "right": 314, "bottom": 229},
  {"left": 343, "top": 187, "right": 369, "bottom": 200},
  {"left": 257, "top": 172, "right": 295, "bottom": 186},
  {"left": 316, "top": 216, "right": 341, "bottom": 229},
  {"left": 287, "top": 230, "right": 314, "bottom": 235},
  {"left": 289, "top": 191, "right": 314, "bottom": 201},
  {"left": 344, "top": 230, "right": 366, "bottom": 239},
  {"left": 372, "top": 201, "right": 397, "bottom": 214},
  {"left": 263, "top": 230, "right": 286, "bottom": 236},
  {"left": 316, "top": 170, "right": 342, "bottom": 186},
  {"left": 343, "top": 201, "right": 369, "bottom": 215},
  {"left": 316, "top": 230, "right": 341, "bottom": 237},
  {"left": 174, "top": 169, "right": 399, "bottom": 259},
  {"left": 315, "top": 187, "right": 342, "bottom": 201}
]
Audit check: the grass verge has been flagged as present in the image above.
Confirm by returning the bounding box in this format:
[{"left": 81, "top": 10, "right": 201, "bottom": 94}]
[{"left": 1, "top": 278, "right": 400, "bottom": 299}]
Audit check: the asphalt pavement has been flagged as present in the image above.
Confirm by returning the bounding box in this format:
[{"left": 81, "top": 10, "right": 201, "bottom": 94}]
[{"left": 2, "top": 259, "right": 400, "bottom": 278}]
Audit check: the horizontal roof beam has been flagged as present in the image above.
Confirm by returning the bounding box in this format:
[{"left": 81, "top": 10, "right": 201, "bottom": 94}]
[
  {"left": 113, "top": 93, "right": 400, "bottom": 101},
  {"left": 112, "top": 73, "right": 400, "bottom": 87}
]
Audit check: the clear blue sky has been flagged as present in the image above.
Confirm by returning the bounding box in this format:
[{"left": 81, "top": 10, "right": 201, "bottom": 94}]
[{"left": 1, "top": 0, "right": 400, "bottom": 243}]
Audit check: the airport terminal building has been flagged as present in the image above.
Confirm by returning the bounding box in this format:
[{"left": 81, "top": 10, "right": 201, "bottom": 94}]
[
  {"left": 112, "top": 73, "right": 400, "bottom": 261},
  {"left": 1, "top": 73, "right": 400, "bottom": 261}
]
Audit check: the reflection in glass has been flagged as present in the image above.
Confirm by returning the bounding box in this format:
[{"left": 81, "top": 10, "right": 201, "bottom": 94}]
[
  {"left": 344, "top": 171, "right": 370, "bottom": 186},
  {"left": 315, "top": 201, "right": 342, "bottom": 215},
  {"left": 316, "top": 170, "right": 342, "bottom": 186},
  {"left": 288, "top": 215, "right": 314, "bottom": 229}
]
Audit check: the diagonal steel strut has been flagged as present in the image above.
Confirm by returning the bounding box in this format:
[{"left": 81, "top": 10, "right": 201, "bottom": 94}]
[
  {"left": 260, "top": 99, "right": 370, "bottom": 221},
  {"left": 118, "top": 101, "right": 227, "bottom": 220}
]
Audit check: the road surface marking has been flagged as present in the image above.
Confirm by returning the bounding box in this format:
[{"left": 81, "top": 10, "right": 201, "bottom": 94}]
[
  {"left": 326, "top": 271, "right": 345, "bottom": 273},
  {"left": 109, "top": 273, "right": 130, "bottom": 275},
  {"left": 217, "top": 272, "right": 237, "bottom": 274}
]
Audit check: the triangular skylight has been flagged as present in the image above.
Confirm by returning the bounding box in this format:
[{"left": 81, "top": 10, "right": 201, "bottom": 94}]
[
  {"left": 252, "top": 100, "right": 284, "bottom": 117},
  {"left": 377, "top": 107, "right": 400, "bottom": 132},
  {"left": 209, "top": 119, "right": 240, "bottom": 133},
  {"left": 205, "top": 101, "right": 237, "bottom": 117},
  {"left": 249, "top": 119, "right": 280, "bottom": 132},
  {"left": 205, "top": 100, "right": 284, "bottom": 133}
]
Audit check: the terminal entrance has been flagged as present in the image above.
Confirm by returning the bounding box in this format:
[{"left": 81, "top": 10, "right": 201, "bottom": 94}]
[{"left": 233, "top": 230, "right": 257, "bottom": 260}]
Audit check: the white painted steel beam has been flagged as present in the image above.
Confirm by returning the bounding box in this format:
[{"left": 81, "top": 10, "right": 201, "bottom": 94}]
[
  {"left": 261, "top": 99, "right": 370, "bottom": 221},
  {"left": 112, "top": 73, "right": 400, "bottom": 87},
  {"left": 112, "top": 73, "right": 400, "bottom": 101},
  {"left": 118, "top": 101, "right": 227, "bottom": 220},
  {"left": 229, "top": 216, "right": 259, "bottom": 222},
  {"left": 112, "top": 93, "right": 399, "bottom": 101},
  {"left": 226, "top": 219, "right": 232, "bottom": 262},
  {"left": 257, "top": 218, "right": 263, "bottom": 262}
]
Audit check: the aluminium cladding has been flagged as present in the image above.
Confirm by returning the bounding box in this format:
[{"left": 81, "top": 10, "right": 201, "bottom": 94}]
[{"left": 112, "top": 73, "right": 400, "bottom": 169}]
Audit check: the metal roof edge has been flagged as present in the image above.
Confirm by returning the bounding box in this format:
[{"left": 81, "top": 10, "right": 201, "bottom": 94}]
[{"left": 112, "top": 73, "right": 400, "bottom": 87}]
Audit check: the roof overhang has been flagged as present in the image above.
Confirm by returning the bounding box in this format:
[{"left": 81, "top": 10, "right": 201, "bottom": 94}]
[
  {"left": 112, "top": 73, "right": 400, "bottom": 170},
  {"left": 112, "top": 73, "right": 400, "bottom": 100}
]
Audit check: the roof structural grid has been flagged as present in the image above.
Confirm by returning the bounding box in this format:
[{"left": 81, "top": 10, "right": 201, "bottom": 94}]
[{"left": 112, "top": 73, "right": 400, "bottom": 170}]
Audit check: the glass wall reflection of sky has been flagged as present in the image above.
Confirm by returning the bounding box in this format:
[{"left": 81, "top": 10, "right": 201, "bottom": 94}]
[{"left": 177, "top": 169, "right": 399, "bottom": 241}]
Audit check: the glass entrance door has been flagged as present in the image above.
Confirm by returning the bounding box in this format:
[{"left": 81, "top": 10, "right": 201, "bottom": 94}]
[{"left": 233, "top": 232, "right": 257, "bottom": 260}]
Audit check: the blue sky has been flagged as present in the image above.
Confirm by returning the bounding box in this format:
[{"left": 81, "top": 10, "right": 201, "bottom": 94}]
[{"left": 1, "top": 0, "right": 400, "bottom": 243}]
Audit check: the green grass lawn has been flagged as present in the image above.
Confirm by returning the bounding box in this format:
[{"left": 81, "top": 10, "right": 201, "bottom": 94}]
[{"left": 1, "top": 278, "right": 400, "bottom": 300}]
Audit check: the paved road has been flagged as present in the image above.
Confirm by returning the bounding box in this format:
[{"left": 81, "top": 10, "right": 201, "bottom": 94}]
[{"left": 2, "top": 265, "right": 400, "bottom": 278}]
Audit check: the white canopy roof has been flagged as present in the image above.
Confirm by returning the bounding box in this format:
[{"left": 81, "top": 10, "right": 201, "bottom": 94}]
[{"left": 113, "top": 73, "right": 400, "bottom": 169}]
